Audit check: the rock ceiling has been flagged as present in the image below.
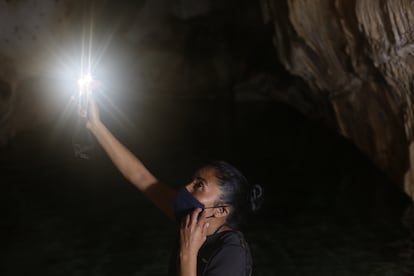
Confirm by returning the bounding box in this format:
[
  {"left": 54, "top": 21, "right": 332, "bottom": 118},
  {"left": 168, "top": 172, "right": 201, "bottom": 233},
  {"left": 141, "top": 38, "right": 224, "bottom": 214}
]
[{"left": 1, "top": 0, "right": 414, "bottom": 200}]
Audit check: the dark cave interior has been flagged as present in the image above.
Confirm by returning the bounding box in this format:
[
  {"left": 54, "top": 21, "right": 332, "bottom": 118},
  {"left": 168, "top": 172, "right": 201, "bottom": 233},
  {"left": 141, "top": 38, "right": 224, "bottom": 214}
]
[{"left": 0, "top": 0, "right": 413, "bottom": 275}]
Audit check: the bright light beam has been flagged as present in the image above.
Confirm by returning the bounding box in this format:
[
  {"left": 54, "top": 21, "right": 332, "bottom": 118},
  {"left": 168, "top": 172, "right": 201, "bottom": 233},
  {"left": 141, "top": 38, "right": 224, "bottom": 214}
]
[
  {"left": 41, "top": 4, "right": 135, "bottom": 136},
  {"left": 78, "top": 74, "right": 93, "bottom": 87},
  {"left": 77, "top": 73, "right": 93, "bottom": 117}
]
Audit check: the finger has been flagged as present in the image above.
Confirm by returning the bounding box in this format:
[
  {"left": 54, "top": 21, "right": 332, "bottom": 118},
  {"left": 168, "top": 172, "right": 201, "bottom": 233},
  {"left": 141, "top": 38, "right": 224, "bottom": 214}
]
[
  {"left": 78, "top": 101, "right": 87, "bottom": 118},
  {"left": 197, "top": 208, "right": 207, "bottom": 225},
  {"left": 180, "top": 215, "right": 188, "bottom": 233},
  {"left": 87, "top": 98, "right": 94, "bottom": 114},
  {"left": 87, "top": 95, "right": 98, "bottom": 115},
  {"left": 182, "top": 213, "right": 190, "bottom": 228},
  {"left": 202, "top": 222, "right": 210, "bottom": 236},
  {"left": 190, "top": 208, "right": 203, "bottom": 226}
]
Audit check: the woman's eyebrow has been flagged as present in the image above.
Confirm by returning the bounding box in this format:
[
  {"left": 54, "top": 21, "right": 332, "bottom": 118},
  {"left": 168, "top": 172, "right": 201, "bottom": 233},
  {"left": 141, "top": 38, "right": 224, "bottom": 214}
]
[{"left": 195, "top": 176, "right": 208, "bottom": 185}]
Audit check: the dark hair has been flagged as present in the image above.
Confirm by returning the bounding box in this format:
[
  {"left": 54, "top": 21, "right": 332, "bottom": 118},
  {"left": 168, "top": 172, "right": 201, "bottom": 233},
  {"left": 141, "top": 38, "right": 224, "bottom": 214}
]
[{"left": 202, "top": 160, "right": 263, "bottom": 229}]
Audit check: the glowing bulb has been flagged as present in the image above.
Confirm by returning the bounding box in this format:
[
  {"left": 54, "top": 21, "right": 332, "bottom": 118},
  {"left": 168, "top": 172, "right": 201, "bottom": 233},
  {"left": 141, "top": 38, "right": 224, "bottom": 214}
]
[
  {"left": 76, "top": 74, "right": 100, "bottom": 117},
  {"left": 77, "top": 74, "right": 93, "bottom": 117},
  {"left": 78, "top": 74, "right": 93, "bottom": 87}
]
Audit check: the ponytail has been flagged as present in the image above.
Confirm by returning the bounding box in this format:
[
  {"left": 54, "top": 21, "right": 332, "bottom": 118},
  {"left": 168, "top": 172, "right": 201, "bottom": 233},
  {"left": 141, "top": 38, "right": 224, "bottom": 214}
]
[{"left": 249, "top": 184, "right": 263, "bottom": 212}]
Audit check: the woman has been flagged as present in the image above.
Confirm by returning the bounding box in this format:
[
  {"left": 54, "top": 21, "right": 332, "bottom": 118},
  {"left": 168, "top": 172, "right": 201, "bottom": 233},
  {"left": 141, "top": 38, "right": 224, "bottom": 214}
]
[{"left": 84, "top": 97, "right": 263, "bottom": 275}]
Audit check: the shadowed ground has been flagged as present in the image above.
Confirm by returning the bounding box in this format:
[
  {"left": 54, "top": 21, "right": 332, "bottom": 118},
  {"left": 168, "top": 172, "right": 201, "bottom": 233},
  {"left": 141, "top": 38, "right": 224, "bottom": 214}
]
[{"left": 0, "top": 98, "right": 413, "bottom": 276}]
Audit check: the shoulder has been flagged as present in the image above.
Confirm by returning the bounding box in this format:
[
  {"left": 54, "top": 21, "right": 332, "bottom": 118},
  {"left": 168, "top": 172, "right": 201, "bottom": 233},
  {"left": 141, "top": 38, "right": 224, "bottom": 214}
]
[
  {"left": 216, "top": 230, "right": 249, "bottom": 248},
  {"left": 199, "top": 231, "right": 252, "bottom": 275}
]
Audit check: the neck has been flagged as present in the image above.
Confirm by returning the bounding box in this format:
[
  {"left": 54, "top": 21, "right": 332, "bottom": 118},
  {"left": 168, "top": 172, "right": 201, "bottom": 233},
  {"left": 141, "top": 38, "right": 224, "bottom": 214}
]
[{"left": 206, "top": 218, "right": 232, "bottom": 236}]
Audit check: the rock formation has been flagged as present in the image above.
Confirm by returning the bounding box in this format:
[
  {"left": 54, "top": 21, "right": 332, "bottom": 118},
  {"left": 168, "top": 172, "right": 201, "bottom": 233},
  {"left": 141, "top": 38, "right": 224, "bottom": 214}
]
[{"left": 261, "top": 0, "right": 414, "bottom": 200}]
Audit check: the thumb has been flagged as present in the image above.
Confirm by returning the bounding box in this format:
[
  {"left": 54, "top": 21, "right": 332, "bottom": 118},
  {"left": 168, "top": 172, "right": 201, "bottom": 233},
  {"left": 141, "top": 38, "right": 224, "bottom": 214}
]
[{"left": 203, "top": 223, "right": 209, "bottom": 235}]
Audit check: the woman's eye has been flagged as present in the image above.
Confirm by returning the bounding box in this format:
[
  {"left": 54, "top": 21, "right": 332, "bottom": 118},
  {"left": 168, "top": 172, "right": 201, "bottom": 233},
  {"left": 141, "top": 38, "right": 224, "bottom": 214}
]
[{"left": 194, "top": 181, "right": 203, "bottom": 189}]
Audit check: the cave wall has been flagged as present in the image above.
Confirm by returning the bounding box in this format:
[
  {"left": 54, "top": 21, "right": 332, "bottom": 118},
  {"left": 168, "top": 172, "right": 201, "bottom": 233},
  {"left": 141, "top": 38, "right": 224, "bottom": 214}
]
[
  {"left": 2, "top": 0, "right": 412, "bottom": 200},
  {"left": 262, "top": 0, "right": 414, "bottom": 200},
  {"left": 0, "top": 0, "right": 254, "bottom": 146}
]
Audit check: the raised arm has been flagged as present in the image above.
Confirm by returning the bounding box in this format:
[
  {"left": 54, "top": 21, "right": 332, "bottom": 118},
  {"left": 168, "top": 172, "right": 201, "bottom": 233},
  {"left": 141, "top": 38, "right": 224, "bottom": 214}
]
[{"left": 86, "top": 97, "right": 176, "bottom": 219}]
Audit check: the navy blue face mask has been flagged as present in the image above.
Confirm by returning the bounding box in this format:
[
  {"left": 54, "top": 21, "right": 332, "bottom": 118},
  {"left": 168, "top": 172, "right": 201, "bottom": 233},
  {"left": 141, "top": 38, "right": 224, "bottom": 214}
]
[
  {"left": 173, "top": 186, "right": 229, "bottom": 222},
  {"left": 174, "top": 186, "right": 204, "bottom": 222}
]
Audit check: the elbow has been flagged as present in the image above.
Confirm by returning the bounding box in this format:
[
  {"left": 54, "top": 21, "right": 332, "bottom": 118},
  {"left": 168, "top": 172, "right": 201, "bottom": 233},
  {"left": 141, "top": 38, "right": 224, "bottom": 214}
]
[{"left": 128, "top": 171, "right": 158, "bottom": 191}]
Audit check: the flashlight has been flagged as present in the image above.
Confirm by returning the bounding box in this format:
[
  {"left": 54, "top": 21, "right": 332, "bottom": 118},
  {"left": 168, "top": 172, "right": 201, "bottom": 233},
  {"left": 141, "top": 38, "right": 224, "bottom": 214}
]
[
  {"left": 73, "top": 74, "right": 99, "bottom": 160},
  {"left": 77, "top": 74, "right": 93, "bottom": 117}
]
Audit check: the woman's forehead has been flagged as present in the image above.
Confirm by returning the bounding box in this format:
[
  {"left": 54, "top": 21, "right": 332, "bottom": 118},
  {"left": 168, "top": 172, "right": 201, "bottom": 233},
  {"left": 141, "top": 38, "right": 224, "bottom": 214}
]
[{"left": 195, "top": 166, "right": 218, "bottom": 179}]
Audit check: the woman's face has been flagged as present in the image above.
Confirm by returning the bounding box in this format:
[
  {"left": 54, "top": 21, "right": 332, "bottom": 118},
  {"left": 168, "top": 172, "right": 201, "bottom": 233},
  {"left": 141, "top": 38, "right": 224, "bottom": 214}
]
[{"left": 185, "top": 166, "right": 222, "bottom": 208}]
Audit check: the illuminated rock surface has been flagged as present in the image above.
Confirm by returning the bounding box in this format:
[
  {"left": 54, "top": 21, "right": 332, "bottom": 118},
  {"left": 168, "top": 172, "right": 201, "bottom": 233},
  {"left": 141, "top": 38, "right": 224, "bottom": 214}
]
[{"left": 262, "top": 0, "right": 414, "bottom": 200}]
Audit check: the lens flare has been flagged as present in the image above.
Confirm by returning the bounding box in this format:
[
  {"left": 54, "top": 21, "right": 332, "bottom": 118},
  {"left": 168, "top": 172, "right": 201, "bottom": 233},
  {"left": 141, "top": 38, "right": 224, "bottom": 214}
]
[
  {"left": 78, "top": 74, "right": 93, "bottom": 87},
  {"left": 77, "top": 74, "right": 93, "bottom": 117},
  {"left": 47, "top": 4, "right": 132, "bottom": 139}
]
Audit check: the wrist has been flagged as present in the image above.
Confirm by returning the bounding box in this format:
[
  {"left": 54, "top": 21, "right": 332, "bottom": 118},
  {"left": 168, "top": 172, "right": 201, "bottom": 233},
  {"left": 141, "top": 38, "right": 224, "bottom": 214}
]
[
  {"left": 87, "top": 119, "right": 103, "bottom": 133},
  {"left": 180, "top": 251, "right": 197, "bottom": 276},
  {"left": 180, "top": 249, "right": 197, "bottom": 262}
]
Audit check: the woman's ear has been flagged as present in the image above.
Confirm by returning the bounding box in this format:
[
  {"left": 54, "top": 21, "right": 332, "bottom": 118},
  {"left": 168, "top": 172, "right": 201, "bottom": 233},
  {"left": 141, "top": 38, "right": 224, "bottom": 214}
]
[{"left": 214, "top": 206, "right": 231, "bottom": 218}]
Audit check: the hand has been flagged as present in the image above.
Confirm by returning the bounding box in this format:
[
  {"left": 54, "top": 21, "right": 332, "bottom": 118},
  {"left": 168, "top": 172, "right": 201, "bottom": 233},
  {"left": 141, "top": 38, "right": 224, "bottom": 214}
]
[
  {"left": 77, "top": 78, "right": 101, "bottom": 129},
  {"left": 180, "top": 208, "right": 209, "bottom": 257},
  {"left": 85, "top": 95, "right": 101, "bottom": 130}
]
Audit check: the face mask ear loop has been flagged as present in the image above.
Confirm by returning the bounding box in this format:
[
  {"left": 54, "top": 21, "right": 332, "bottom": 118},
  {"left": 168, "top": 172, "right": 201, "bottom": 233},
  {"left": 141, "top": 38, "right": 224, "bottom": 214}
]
[
  {"left": 204, "top": 205, "right": 232, "bottom": 235},
  {"left": 203, "top": 205, "right": 228, "bottom": 219},
  {"left": 205, "top": 214, "right": 214, "bottom": 219}
]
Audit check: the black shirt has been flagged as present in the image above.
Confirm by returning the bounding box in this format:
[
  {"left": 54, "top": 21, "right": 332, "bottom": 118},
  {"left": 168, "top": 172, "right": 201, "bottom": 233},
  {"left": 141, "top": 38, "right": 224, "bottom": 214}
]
[{"left": 169, "top": 230, "right": 252, "bottom": 276}]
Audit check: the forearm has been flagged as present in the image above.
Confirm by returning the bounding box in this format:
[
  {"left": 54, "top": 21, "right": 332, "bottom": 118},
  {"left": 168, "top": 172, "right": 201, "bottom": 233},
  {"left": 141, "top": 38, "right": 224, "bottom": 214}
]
[
  {"left": 88, "top": 119, "right": 176, "bottom": 218},
  {"left": 180, "top": 252, "right": 197, "bottom": 276},
  {"left": 88, "top": 120, "right": 157, "bottom": 190}
]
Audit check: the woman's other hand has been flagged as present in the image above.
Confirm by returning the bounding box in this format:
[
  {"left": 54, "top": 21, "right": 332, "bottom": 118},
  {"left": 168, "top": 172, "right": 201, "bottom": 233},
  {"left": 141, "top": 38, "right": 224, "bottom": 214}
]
[
  {"left": 179, "top": 208, "right": 209, "bottom": 275},
  {"left": 180, "top": 208, "right": 209, "bottom": 257}
]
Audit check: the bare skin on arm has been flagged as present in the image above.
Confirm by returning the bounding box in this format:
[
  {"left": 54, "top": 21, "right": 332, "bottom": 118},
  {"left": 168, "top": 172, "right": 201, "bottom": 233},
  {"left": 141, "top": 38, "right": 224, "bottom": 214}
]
[{"left": 85, "top": 96, "right": 177, "bottom": 219}]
